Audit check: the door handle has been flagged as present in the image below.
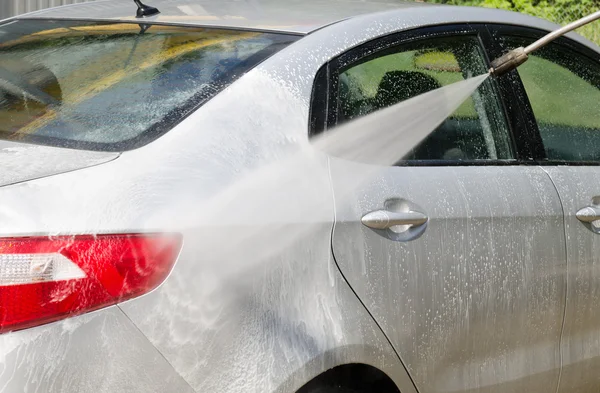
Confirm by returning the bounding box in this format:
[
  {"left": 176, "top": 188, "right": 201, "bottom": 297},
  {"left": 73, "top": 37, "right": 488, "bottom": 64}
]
[
  {"left": 361, "top": 210, "right": 428, "bottom": 230},
  {"left": 576, "top": 206, "right": 600, "bottom": 223}
]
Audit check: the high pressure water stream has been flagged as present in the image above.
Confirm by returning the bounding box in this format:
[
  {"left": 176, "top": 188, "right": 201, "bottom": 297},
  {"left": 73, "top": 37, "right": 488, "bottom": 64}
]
[{"left": 163, "top": 73, "right": 492, "bottom": 275}]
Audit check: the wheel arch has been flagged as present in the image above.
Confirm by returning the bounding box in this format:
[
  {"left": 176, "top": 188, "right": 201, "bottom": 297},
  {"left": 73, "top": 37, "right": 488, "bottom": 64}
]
[{"left": 296, "top": 363, "right": 402, "bottom": 393}]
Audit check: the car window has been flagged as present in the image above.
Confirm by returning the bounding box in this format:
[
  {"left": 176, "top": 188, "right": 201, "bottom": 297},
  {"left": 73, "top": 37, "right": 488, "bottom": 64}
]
[
  {"left": 0, "top": 20, "right": 298, "bottom": 151},
  {"left": 504, "top": 38, "right": 600, "bottom": 162},
  {"left": 334, "top": 36, "right": 513, "bottom": 162}
]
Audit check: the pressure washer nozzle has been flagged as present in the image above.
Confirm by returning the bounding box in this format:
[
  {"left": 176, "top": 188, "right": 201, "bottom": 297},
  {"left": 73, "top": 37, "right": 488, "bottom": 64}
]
[{"left": 489, "top": 47, "right": 529, "bottom": 77}]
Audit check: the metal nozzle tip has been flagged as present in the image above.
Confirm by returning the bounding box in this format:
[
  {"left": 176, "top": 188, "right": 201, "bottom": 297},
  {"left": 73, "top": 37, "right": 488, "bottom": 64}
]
[{"left": 489, "top": 47, "right": 529, "bottom": 77}]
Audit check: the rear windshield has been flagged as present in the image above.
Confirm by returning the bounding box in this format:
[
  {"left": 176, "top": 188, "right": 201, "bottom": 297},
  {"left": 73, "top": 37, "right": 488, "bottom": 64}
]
[{"left": 0, "top": 20, "right": 298, "bottom": 151}]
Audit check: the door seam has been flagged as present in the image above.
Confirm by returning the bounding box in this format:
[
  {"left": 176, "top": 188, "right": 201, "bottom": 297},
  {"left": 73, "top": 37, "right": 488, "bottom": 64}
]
[
  {"left": 325, "top": 156, "right": 419, "bottom": 393},
  {"left": 540, "top": 165, "right": 568, "bottom": 393}
]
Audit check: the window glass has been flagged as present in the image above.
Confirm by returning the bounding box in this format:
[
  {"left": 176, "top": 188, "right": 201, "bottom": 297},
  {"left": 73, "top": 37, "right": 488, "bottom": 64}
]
[
  {"left": 336, "top": 36, "right": 513, "bottom": 162},
  {"left": 0, "top": 20, "right": 297, "bottom": 151},
  {"left": 508, "top": 38, "right": 600, "bottom": 161}
]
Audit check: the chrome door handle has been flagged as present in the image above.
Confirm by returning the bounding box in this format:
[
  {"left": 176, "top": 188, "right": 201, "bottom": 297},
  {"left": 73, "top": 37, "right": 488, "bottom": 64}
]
[
  {"left": 361, "top": 210, "right": 428, "bottom": 230},
  {"left": 576, "top": 206, "right": 600, "bottom": 223}
]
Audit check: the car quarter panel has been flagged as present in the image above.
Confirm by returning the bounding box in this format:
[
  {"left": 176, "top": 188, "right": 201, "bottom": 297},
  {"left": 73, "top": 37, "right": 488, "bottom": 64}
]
[{"left": 0, "top": 57, "right": 411, "bottom": 393}]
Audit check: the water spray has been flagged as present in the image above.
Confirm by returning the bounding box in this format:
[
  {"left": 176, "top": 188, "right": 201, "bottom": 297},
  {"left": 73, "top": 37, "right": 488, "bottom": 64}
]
[{"left": 490, "top": 10, "right": 600, "bottom": 76}]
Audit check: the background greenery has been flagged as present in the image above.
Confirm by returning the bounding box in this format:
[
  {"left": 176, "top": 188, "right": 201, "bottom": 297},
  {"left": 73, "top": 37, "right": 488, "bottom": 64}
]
[{"left": 427, "top": 0, "right": 600, "bottom": 44}]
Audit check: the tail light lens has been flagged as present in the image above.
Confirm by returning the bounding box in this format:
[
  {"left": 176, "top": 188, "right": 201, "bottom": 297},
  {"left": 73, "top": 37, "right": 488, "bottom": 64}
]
[{"left": 0, "top": 233, "right": 182, "bottom": 333}]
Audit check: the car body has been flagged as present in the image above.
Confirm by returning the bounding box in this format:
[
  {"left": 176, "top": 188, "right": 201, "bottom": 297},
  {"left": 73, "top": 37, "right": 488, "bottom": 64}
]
[{"left": 1, "top": 1, "right": 600, "bottom": 393}]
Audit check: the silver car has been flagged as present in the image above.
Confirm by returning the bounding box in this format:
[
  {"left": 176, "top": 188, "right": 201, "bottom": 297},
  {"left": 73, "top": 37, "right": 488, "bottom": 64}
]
[{"left": 1, "top": 1, "right": 600, "bottom": 392}]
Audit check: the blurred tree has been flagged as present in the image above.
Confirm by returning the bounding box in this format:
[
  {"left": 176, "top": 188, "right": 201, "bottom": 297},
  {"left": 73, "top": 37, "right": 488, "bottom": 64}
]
[
  {"left": 429, "top": 0, "right": 598, "bottom": 19},
  {"left": 428, "top": 0, "right": 600, "bottom": 42}
]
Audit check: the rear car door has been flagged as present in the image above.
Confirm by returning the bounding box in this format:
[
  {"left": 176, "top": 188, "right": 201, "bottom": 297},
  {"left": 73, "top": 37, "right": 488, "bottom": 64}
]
[
  {"left": 312, "top": 25, "right": 567, "bottom": 393},
  {"left": 497, "top": 27, "right": 600, "bottom": 393}
]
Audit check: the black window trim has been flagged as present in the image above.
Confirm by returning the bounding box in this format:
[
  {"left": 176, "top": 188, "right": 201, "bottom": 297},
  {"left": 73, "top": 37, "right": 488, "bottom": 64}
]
[
  {"left": 488, "top": 23, "right": 600, "bottom": 166},
  {"left": 309, "top": 23, "right": 553, "bottom": 167}
]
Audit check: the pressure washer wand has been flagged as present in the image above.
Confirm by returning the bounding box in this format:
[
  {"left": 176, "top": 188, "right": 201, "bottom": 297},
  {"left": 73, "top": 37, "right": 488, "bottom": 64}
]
[{"left": 490, "top": 10, "right": 600, "bottom": 76}]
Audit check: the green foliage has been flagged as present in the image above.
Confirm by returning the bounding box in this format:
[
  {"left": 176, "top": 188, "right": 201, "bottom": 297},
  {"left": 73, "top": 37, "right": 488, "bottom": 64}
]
[{"left": 427, "top": 0, "right": 600, "bottom": 42}]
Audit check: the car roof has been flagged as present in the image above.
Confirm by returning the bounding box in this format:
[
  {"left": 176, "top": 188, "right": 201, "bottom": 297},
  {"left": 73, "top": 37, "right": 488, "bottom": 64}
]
[
  {"left": 17, "top": 0, "right": 431, "bottom": 34},
  {"left": 14, "top": 0, "right": 600, "bottom": 53}
]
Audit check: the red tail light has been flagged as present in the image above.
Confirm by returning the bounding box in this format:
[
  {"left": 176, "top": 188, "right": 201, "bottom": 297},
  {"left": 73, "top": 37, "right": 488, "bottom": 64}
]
[{"left": 0, "top": 233, "right": 182, "bottom": 333}]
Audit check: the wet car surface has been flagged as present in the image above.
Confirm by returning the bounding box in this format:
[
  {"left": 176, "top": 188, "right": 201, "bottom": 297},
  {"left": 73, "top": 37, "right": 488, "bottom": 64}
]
[{"left": 0, "top": 1, "right": 600, "bottom": 393}]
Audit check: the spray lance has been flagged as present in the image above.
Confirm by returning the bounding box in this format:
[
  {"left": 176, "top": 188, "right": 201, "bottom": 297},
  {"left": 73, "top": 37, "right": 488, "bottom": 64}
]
[{"left": 489, "top": 10, "right": 600, "bottom": 76}]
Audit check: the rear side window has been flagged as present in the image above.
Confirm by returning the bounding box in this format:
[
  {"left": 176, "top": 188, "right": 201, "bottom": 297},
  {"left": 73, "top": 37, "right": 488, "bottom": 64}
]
[
  {"left": 506, "top": 38, "right": 600, "bottom": 162},
  {"left": 0, "top": 20, "right": 297, "bottom": 151},
  {"left": 331, "top": 35, "right": 513, "bottom": 163}
]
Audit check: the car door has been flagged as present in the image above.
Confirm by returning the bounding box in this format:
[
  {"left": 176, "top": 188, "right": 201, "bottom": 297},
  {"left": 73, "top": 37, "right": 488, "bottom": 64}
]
[
  {"left": 311, "top": 25, "right": 567, "bottom": 393},
  {"left": 496, "top": 27, "right": 600, "bottom": 393}
]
